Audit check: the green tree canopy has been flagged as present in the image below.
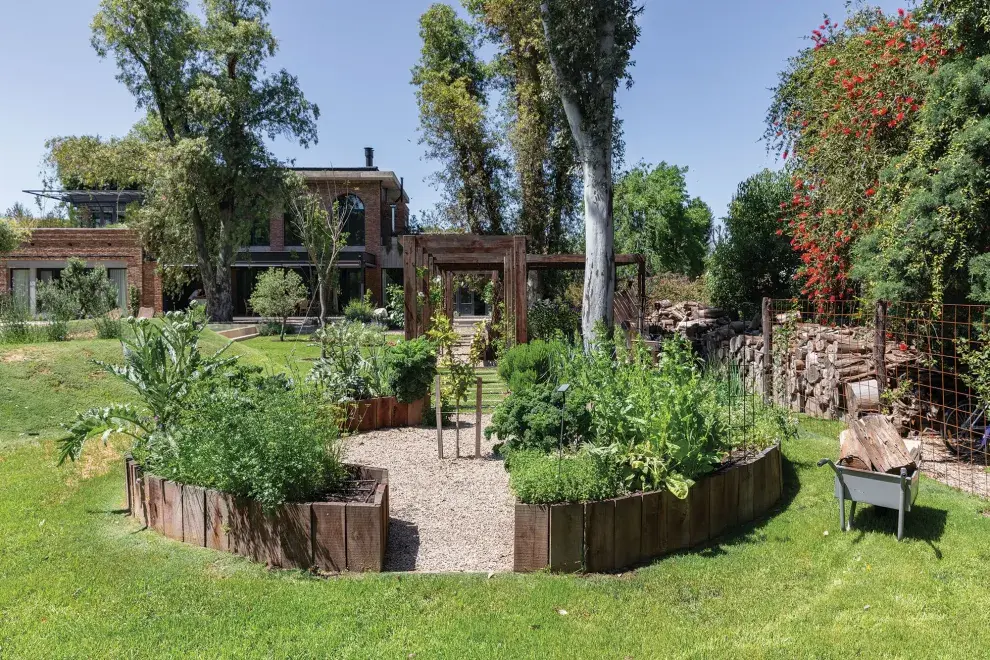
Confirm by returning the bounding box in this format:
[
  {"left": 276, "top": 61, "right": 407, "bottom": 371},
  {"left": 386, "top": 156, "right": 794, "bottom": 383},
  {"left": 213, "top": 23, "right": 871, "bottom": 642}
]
[
  {"left": 614, "top": 162, "right": 712, "bottom": 278},
  {"left": 705, "top": 169, "right": 797, "bottom": 315},
  {"left": 48, "top": 0, "right": 320, "bottom": 321},
  {"left": 249, "top": 268, "right": 308, "bottom": 341},
  {"left": 412, "top": 3, "right": 506, "bottom": 235}
]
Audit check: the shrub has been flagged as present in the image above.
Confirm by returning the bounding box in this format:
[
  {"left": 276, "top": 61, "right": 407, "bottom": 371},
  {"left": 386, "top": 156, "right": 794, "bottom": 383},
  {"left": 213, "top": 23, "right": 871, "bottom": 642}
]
[
  {"left": 384, "top": 284, "right": 405, "bottom": 329},
  {"left": 496, "top": 339, "right": 558, "bottom": 391},
  {"left": 128, "top": 284, "right": 142, "bottom": 318},
  {"left": 384, "top": 337, "right": 437, "bottom": 403},
  {"left": 164, "top": 373, "right": 347, "bottom": 510},
  {"left": 527, "top": 299, "right": 580, "bottom": 342},
  {"left": 647, "top": 273, "right": 709, "bottom": 305},
  {"left": 248, "top": 268, "right": 307, "bottom": 340},
  {"left": 505, "top": 448, "right": 624, "bottom": 504},
  {"left": 309, "top": 320, "right": 391, "bottom": 402},
  {"left": 343, "top": 291, "right": 375, "bottom": 322},
  {"left": 485, "top": 381, "right": 593, "bottom": 454},
  {"left": 95, "top": 314, "right": 123, "bottom": 339},
  {"left": 57, "top": 258, "right": 118, "bottom": 318},
  {"left": 0, "top": 293, "right": 39, "bottom": 344},
  {"left": 35, "top": 282, "right": 78, "bottom": 342}
]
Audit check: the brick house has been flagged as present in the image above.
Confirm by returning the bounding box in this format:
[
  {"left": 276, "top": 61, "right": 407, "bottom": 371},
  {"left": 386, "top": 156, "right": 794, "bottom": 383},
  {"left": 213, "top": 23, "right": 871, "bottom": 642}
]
[{"left": 1, "top": 150, "right": 410, "bottom": 317}]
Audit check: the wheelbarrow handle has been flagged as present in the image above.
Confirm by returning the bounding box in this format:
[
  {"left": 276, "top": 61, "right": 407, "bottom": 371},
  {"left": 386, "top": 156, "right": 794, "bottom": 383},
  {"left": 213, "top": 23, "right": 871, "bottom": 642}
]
[{"left": 818, "top": 458, "right": 840, "bottom": 476}]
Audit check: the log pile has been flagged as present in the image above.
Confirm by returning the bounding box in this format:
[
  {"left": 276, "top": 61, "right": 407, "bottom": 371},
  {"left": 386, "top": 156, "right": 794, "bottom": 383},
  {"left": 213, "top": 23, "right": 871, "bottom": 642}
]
[
  {"left": 839, "top": 414, "right": 920, "bottom": 474},
  {"left": 646, "top": 300, "right": 745, "bottom": 340}
]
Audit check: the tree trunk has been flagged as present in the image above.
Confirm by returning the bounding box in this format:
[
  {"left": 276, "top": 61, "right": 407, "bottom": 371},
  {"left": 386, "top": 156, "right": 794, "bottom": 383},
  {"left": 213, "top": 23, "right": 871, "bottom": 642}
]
[
  {"left": 318, "top": 275, "right": 331, "bottom": 327},
  {"left": 208, "top": 266, "right": 234, "bottom": 322},
  {"left": 580, "top": 144, "right": 614, "bottom": 348}
]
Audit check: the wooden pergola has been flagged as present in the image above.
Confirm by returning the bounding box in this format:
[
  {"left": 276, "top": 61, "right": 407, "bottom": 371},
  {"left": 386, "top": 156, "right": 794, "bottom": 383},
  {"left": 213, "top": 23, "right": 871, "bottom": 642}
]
[{"left": 401, "top": 234, "right": 646, "bottom": 344}]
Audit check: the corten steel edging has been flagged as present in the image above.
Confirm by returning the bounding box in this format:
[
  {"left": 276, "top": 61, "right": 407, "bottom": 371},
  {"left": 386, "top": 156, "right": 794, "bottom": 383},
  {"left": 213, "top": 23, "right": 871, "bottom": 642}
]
[
  {"left": 124, "top": 458, "right": 389, "bottom": 572},
  {"left": 343, "top": 396, "right": 427, "bottom": 432},
  {"left": 513, "top": 443, "right": 784, "bottom": 574}
]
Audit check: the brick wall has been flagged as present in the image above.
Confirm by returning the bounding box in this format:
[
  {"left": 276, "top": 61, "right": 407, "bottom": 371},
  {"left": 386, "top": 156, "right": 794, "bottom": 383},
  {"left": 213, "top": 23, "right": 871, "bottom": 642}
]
[
  {"left": 0, "top": 228, "right": 162, "bottom": 313},
  {"left": 269, "top": 212, "right": 285, "bottom": 251}
]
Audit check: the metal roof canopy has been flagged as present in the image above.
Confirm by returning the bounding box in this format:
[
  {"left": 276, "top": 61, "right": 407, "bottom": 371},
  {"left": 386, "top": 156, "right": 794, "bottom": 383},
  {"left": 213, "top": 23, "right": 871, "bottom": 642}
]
[{"left": 24, "top": 190, "right": 145, "bottom": 206}]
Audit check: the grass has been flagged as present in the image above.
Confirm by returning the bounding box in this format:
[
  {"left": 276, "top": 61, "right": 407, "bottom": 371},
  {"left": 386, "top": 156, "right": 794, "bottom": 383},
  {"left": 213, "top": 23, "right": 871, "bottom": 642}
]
[{"left": 4, "top": 337, "right": 990, "bottom": 656}]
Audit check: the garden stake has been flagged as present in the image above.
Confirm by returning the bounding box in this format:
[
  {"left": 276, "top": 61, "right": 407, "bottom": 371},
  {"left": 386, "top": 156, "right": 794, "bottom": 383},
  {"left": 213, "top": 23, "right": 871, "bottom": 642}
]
[
  {"left": 436, "top": 374, "right": 442, "bottom": 459},
  {"left": 556, "top": 384, "right": 570, "bottom": 479},
  {"left": 475, "top": 376, "right": 483, "bottom": 458}
]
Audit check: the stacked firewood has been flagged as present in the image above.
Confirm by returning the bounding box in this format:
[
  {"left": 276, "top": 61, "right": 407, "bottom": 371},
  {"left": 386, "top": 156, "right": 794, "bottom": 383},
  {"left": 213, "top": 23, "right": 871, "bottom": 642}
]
[
  {"left": 646, "top": 300, "right": 741, "bottom": 339},
  {"left": 839, "top": 414, "right": 920, "bottom": 473}
]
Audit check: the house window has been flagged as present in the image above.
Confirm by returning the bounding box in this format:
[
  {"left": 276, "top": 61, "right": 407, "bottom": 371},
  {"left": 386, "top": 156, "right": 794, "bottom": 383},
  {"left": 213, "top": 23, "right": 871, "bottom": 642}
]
[
  {"left": 336, "top": 194, "right": 365, "bottom": 247},
  {"left": 9, "top": 269, "right": 29, "bottom": 308},
  {"left": 284, "top": 210, "right": 303, "bottom": 247},
  {"left": 107, "top": 268, "right": 128, "bottom": 310}
]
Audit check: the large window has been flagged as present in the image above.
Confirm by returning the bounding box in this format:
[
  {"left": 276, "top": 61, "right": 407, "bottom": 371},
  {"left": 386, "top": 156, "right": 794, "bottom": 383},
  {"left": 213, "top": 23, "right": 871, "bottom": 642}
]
[
  {"left": 107, "top": 268, "right": 128, "bottom": 310},
  {"left": 9, "top": 269, "right": 29, "bottom": 308},
  {"left": 337, "top": 194, "right": 365, "bottom": 247},
  {"left": 283, "top": 210, "right": 303, "bottom": 247}
]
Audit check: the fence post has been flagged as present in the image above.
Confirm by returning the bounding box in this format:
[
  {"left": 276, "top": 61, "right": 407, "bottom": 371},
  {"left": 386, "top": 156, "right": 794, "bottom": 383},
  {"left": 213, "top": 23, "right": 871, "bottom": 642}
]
[
  {"left": 436, "top": 375, "right": 443, "bottom": 459},
  {"left": 874, "top": 300, "right": 888, "bottom": 398},
  {"left": 475, "top": 376, "right": 483, "bottom": 458},
  {"left": 762, "top": 297, "right": 773, "bottom": 402}
]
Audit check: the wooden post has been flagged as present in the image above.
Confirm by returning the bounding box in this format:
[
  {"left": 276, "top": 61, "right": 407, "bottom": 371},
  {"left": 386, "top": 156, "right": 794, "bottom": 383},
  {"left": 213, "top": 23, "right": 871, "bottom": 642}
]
[
  {"left": 762, "top": 297, "right": 773, "bottom": 402},
  {"left": 402, "top": 236, "right": 416, "bottom": 340},
  {"left": 435, "top": 374, "right": 443, "bottom": 459},
  {"left": 638, "top": 256, "right": 646, "bottom": 335},
  {"left": 475, "top": 376, "right": 483, "bottom": 458},
  {"left": 874, "top": 300, "right": 887, "bottom": 398},
  {"left": 455, "top": 397, "right": 461, "bottom": 458}
]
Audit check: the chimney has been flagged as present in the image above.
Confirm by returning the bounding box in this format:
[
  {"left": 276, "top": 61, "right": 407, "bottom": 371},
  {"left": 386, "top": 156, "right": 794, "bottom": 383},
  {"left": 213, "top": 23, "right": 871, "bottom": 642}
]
[{"left": 364, "top": 147, "right": 374, "bottom": 168}]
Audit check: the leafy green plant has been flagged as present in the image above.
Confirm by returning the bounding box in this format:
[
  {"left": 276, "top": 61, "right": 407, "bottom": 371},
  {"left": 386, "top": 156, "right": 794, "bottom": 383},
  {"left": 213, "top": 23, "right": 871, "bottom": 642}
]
[
  {"left": 35, "top": 282, "right": 78, "bottom": 342},
  {"left": 384, "top": 284, "right": 405, "bottom": 329},
  {"left": 128, "top": 284, "right": 141, "bottom": 317},
  {"left": 94, "top": 314, "right": 123, "bottom": 339},
  {"left": 0, "top": 293, "right": 39, "bottom": 344},
  {"left": 486, "top": 381, "right": 593, "bottom": 454},
  {"left": 309, "top": 320, "right": 391, "bottom": 402},
  {"left": 496, "top": 339, "right": 558, "bottom": 391},
  {"left": 343, "top": 291, "right": 375, "bottom": 323},
  {"left": 384, "top": 337, "right": 437, "bottom": 403},
  {"left": 248, "top": 268, "right": 308, "bottom": 340},
  {"left": 527, "top": 299, "right": 580, "bottom": 343},
  {"left": 505, "top": 448, "right": 623, "bottom": 505},
  {"left": 58, "top": 312, "right": 235, "bottom": 465},
  {"left": 164, "top": 372, "right": 347, "bottom": 511}
]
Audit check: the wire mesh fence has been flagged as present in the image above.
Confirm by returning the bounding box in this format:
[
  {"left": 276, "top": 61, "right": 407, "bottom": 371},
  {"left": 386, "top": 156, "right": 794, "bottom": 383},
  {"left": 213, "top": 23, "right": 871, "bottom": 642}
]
[{"left": 759, "top": 298, "right": 990, "bottom": 498}]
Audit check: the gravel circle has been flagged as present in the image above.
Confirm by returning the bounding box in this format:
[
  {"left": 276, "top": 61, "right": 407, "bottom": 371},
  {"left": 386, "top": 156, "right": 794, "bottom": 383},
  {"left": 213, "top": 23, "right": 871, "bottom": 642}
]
[{"left": 344, "top": 415, "right": 514, "bottom": 573}]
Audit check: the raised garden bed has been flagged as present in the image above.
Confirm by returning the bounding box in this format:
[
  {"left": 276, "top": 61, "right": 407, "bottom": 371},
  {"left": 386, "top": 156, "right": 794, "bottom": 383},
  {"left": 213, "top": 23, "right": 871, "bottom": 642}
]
[
  {"left": 124, "top": 458, "right": 389, "bottom": 572},
  {"left": 513, "top": 443, "right": 783, "bottom": 573},
  {"left": 344, "top": 396, "right": 426, "bottom": 432}
]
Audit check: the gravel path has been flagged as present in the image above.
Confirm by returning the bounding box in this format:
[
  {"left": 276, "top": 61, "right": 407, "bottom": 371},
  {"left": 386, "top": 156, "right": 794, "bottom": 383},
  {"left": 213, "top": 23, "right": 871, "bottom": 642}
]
[{"left": 344, "top": 415, "right": 514, "bottom": 573}]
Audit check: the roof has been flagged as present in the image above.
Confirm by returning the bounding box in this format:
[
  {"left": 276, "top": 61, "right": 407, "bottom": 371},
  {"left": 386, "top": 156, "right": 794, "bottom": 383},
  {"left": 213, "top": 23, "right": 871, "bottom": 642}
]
[
  {"left": 291, "top": 168, "right": 409, "bottom": 203},
  {"left": 23, "top": 190, "right": 144, "bottom": 206}
]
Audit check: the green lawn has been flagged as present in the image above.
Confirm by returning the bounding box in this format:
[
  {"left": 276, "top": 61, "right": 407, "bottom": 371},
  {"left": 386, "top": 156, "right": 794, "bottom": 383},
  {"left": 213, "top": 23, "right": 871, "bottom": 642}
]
[{"left": 4, "top": 340, "right": 990, "bottom": 657}]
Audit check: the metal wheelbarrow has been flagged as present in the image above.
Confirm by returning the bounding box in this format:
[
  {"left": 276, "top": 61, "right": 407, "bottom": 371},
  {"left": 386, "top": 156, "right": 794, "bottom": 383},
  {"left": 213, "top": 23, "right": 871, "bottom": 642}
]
[{"left": 817, "top": 459, "right": 920, "bottom": 541}]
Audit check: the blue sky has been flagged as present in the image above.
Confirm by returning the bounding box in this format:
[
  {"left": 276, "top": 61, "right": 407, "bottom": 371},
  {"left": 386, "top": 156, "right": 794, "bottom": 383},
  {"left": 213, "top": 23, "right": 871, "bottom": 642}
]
[{"left": 0, "top": 0, "right": 910, "bottom": 222}]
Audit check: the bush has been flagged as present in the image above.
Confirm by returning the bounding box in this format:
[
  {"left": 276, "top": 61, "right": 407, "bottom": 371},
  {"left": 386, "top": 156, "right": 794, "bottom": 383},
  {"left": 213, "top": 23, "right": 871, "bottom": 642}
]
[
  {"left": 527, "top": 299, "right": 580, "bottom": 342},
  {"left": 95, "top": 315, "right": 123, "bottom": 339},
  {"left": 0, "top": 293, "right": 38, "bottom": 344},
  {"left": 308, "top": 320, "right": 390, "bottom": 402},
  {"left": 496, "top": 339, "right": 558, "bottom": 392},
  {"left": 163, "top": 372, "right": 347, "bottom": 511},
  {"left": 384, "top": 337, "right": 437, "bottom": 403},
  {"left": 35, "top": 282, "right": 78, "bottom": 342},
  {"left": 57, "top": 258, "right": 118, "bottom": 318},
  {"left": 505, "top": 448, "right": 624, "bottom": 504},
  {"left": 384, "top": 284, "right": 404, "bottom": 329},
  {"left": 343, "top": 292, "right": 375, "bottom": 323},
  {"left": 128, "top": 284, "right": 142, "bottom": 317},
  {"left": 485, "top": 381, "right": 593, "bottom": 454},
  {"left": 647, "top": 273, "right": 709, "bottom": 305}
]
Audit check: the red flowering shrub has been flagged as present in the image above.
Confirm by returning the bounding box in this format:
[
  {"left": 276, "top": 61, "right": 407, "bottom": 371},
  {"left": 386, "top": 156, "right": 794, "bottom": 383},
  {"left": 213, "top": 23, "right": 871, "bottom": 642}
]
[{"left": 766, "top": 8, "right": 947, "bottom": 306}]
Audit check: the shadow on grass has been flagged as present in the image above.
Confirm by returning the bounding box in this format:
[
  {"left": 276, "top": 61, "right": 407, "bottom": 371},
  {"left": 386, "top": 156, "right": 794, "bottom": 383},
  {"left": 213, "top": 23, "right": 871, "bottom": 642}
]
[{"left": 848, "top": 504, "right": 947, "bottom": 555}]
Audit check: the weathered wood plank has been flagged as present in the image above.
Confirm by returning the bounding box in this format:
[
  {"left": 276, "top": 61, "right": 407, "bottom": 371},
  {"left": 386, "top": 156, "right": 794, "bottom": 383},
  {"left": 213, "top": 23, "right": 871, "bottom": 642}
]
[
  {"left": 312, "top": 502, "right": 347, "bottom": 572},
  {"left": 662, "top": 489, "right": 690, "bottom": 552},
  {"left": 640, "top": 491, "right": 662, "bottom": 560},
  {"left": 737, "top": 461, "right": 755, "bottom": 523},
  {"left": 584, "top": 499, "right": 615, "bottom": 573},
  {"left": 205, "top": 489, "right": 232, "bottom": 552},
  {"left": 346, "top": 502, "right": 383, "bottom": 572},
  {"left": 688, "top": 478, "right": 711, "bottom": 547},
  {"left": 613, "top": 495, "right": 643, "bottom": 570},
  {"left": 145, "top": 475, "right": 164, "bottom": 533},
  {"left": 277, "top": 503, "right": 313, "bottom": 569},
  {"left": 752, "top": 450, "right": 771, "bottom": 517},
  {"left": 707, "top": 472, "right": 729, "bottom": 540},
  {"left": 161, "top": 480, "right": 183, "bottom": 541},
  {"left": 513, "top": 503, "right": 549, "bottom": 572},
  {"left": 228, "top": 497, "right": 254, "bottom": 558},
  {"left": 549, "top": 503, "right": 583, "bottom": 573},
  {"left": 181, "top": 485, "right": 207, "bottom": 547}
]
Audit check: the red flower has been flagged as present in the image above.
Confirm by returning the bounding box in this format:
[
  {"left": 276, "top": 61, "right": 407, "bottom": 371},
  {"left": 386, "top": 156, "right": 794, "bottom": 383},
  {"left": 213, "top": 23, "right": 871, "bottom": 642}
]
[
  {"left": 865, "top": 188, "right": 876, "bottom": 197},
  {"left": 899, "top": 342, "right": 908, "bottom": 351}
]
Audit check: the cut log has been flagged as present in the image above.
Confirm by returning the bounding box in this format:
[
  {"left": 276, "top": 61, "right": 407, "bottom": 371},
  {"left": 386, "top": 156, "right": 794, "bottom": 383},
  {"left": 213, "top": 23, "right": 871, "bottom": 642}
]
[
  {"left": 850, "top": 414, "right": 917, "bottom": 474},
  {"left": 838, "top": 429, "right": 871, "bottom": 471},
  {"left": 846, "top": 380, "right": 880, "bottom": 416}
]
